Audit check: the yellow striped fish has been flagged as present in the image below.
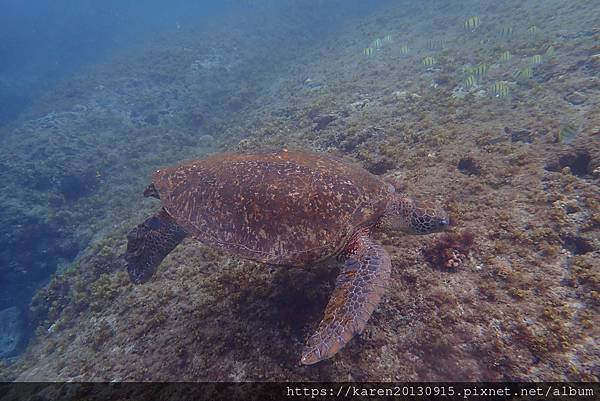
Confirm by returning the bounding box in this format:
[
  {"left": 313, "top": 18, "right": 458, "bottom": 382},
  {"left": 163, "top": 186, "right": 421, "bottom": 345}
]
[
  {"left": 383, "top": 35, "right": 393, "bottom": 43},
  {"left": 499, "top": 26, "right": 513, "bottom": 36},
  {"left": 422, "top": 56, "right": 436, "bottom": 66},
  {"left": 465, "top": 75, "right": 477, "bottom": 88},
  {"left": 399, "top": 45, "right": 409, "bottom": 55},
  {"left": 529, "top": 54, "right": 543, "bottom": 65},
  {"left": 471, "top": 62, "right": 489, "bottom": 76},
  {"left": 513, "top": 66, "right": 533, "bottom": 80},
  {"left": 464, "top": 16, "right": 481, "bottom": 31},
  {"left": 527, "top": 25, "right": 538, "bottom": 35},
  {"left": 372, "top": 38, "right": 384, "bottom": 49},
  {"left": 363, "top": 47, "right": 374, "bottom": 56},
  {"left": 491, "top": 81, "right": 510, "bottom": 98},
  {"left": 427, "top": 38, "right": 447, "bottom": 50},
  {"left": 500, "top": 50, "right": 512, "bottom": 62}
]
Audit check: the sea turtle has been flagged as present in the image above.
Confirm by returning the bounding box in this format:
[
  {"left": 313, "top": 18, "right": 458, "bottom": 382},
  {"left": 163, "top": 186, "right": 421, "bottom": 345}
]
[{"left": 125, "top": 150, "right": 448, "bottom": 365}]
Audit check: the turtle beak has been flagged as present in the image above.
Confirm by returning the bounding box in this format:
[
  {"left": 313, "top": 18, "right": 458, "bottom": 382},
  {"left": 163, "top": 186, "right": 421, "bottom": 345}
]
[
  {"left": 433, "top": 209, "right": 450, "bottom": 232},
  {"left": 439, "top": 215, "right": 450, "bottom": 230}
]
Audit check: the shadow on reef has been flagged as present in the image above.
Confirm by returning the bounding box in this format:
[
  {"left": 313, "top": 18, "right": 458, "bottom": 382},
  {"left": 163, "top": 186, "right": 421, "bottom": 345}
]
[
  {"left": 213, "top": 261, "right": 339, "bottom": 366},
  {"left": 0, "top": 206, "right": 89, "bottom": 359},
  {"left": 545, "top": 149, "right": 592, "bottom": 177},
  {"left": 23, "top": 169, "right": 100, "bottom": 202},
  {"left": 0, "top": 163, "right": 103, "bottom": 315},
  {"left": 0, "top": 306, "right": 27, "bottom": 359},
  {"left": 0, "top": 212, "right": 83, "bottom": 310}
]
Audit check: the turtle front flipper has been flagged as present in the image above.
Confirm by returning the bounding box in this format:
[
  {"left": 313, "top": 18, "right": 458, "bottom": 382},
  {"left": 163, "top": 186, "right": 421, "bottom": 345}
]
[
  {"left": 125, "top": 209, "right": 187, "bottom": 284},
  {"left": 301, "top": 229, "right": 391, "bottom": 365}
]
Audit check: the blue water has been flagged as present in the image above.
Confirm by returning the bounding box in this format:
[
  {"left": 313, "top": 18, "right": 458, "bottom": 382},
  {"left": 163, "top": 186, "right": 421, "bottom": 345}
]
[{"left": 0, "top": 0, "right": 231, "bottom": 124}]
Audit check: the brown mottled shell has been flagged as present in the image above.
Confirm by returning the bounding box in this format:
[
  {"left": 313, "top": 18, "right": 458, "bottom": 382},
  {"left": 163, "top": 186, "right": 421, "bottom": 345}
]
[{"left": 151, "top": 150, "right": 392, "bottom": 266}]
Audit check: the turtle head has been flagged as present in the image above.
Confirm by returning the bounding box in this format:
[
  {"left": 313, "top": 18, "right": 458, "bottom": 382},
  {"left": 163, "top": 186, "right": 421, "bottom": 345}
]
[{"left": 380, "top": 195, "right": 449, "bottom": 235}]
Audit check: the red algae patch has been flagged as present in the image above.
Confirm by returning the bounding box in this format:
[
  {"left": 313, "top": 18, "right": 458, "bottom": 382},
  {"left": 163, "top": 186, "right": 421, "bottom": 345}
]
[{"left": 423, "top": 231, "right": 475, "bottom": 270}]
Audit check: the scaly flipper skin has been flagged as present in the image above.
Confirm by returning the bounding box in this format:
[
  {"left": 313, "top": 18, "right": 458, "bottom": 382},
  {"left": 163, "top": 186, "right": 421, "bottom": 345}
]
[
  {"left": 301, "top": 229, "right": 391, "bottom": 365},
  {"left": 125, "top": 208, "right": 187, "bottom": 284}
]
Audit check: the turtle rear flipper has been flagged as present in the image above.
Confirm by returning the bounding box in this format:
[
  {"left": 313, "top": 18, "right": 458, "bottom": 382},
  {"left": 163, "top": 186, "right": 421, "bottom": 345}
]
[
  {"left": 301, "top": 230, "right": 391, "bottom": 365},
  {"left": 125, "top": 209, "right": 187, "bottom": 284}
]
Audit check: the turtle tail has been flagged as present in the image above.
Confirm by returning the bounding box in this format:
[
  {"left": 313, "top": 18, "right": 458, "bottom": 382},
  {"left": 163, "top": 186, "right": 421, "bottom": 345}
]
[{"left": 125, "top": 208, "right": 187, "bottom": 284}]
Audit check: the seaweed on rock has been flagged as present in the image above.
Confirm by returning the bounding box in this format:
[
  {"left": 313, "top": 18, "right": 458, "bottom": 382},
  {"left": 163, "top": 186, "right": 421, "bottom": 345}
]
[{"left": 423, "top": 230, "right": 475, "bottom": 270}]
